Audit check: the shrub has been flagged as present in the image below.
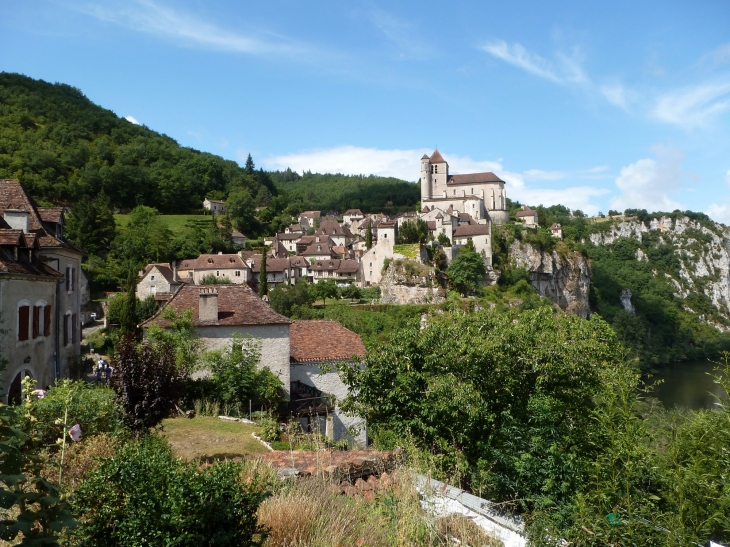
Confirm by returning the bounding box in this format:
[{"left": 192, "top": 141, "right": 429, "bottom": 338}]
[
  {"left": 200, "top": 274, "right": 233, "bottom": 285},
  {"left": 113, "top": 335, "right": 186, "bottom": 433},
  {"left": 34, "top": 380, "right": 126, "bottom": 446},
  {"left": 70, "top": 435, "right": 268, "bottom": 546}
]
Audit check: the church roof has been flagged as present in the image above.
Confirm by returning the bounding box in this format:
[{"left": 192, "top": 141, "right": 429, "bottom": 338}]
[
  {"left": 448, "top": 172, "right": 505, "bottom": 185},
  {"left": 430, "top": 150, "right": 446, "bottom": 163},
  {"left": 421, "top": 154, "right": 430, "bottom": 160}
]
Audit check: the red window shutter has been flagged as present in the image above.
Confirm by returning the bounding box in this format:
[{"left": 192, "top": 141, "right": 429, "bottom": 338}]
[
  {"left": 18, "top": 306, "right": 30, "bottom": 341},
  {"left": 32, "top": 306, "right": 40, "bottom": 339},
  {"left": 44, "top": 305, "right": 52, "bottom": 336},
  {"left": 71, "top": 313, "right": 77, "bottom": 344},
  {"left": 63, "top": 314, "right": 69, "bottom": 346}
]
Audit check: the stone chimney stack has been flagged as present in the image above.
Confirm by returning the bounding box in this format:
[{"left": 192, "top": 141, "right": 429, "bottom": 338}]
[
  {"left": 198, "top": 287, "right": 219, "bottom": 322},
  {"left": 172, "top": 260, "right": 179, "bottom": 282}
]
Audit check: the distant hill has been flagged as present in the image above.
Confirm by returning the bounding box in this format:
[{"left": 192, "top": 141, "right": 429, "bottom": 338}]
[
  {"left": 0, "top": 72, "right": 278, "bottom": 213},
  {"left": 0, "top": 72, "right": 419, "bottom": 219}
]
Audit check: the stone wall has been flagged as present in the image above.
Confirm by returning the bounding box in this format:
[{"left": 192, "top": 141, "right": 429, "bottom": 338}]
[
  {"left": 508, "top": 241, "right": 592, "bottom": 318},
  {"left": 379, "top": 260, "right": 445, "bottom": 305}
]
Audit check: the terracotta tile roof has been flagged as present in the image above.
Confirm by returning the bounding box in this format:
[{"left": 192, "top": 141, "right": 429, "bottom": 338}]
[
  {"left": 249, "top": 254, "right": 294, "bottom": 273},
  {"left": 0, "top": 229, "right": 24, "bottom": 246},
  {"left": 515, "top": 207, "right": 537, "bottom": 218},
  {"left": 343, "top": 209, "right": 363, "bottom": 216},
  {"left": 421, "top": 154, "right": 430, "bottom": 160},
  {"left": 551, "top": 223, "right": 562, "bottom": 229},
  {"left": 300, "top": 211, "right": 321, "bottom": 218},
  {"left": 453, "top": 223, "right": 490, "bottom": 237},
  {"left": 290, "top": 320, "right": 366, "bottom": 363},
  {"left": 426, "top": 221, "right": 437, "bottom": 230},
  {"left": 141, "top": 263, "right": 181, "bottom": 285},
  {"left": 288, "top": 223, "right": 304, "bottom": 232},
  {"left": 447, "top": 172, "right": 504, "bottom": 185},
  {"left": 421, "top": 205, "right": 430, "bottom": 213},
  {"left": 276, "top": 232, "right": 302, "bottom": 241},
  {"left": 316, "top": 220, "right": 351, "bottom": 237},
  {"left": 430, "top": 149, "right": 446, "bottom": 163},
  {"left": 37, "top": 207, "right": 65, "bottom": 224},
  {"left": 300, "top": 241, "right": 338, "bottom": 257},
  {"left": 0, "top": 244, "right": 62, "bottom": 278},
  {"left": 142, "top": 283, "right": 291, "bottom": 328},
  {"left": 309, "top": 259, "right": 360, "bottom": 274},
  {"left": 231, "top": 230, "right": 246, "bottom": 238},
  {"left": 178, "top": 254, "right": 248, "bottom": 271}
]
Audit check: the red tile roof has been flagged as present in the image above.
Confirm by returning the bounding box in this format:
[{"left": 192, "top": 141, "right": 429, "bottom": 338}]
[
  {"left": 178, "top": 254, "right": 248, "bottom": 270},
  {"left": 142, "top": 283, "right": 291, "bottom": 328},
  {"left": 430, "top": 150, "right": 446, "bottom": 163},
  {"left": 309, "top": 259, "right": 360, "bottom": 274},
  {"left": 447, "top": 172, "right": 505, "bottom": 185},
  {"left": 453, "top": 223, "right": 490, "bottom": 237},
  {"left": 290, "top": 320, "right": 366, "bottom": 363},
  {"left": 515, "top": 207, "right": 537, "bottom": 218},
  {"left": 141, "top": 263, "right": 181, "bottom": 285}
]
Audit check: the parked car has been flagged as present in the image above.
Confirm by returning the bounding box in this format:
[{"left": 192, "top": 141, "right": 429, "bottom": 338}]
[{"left": 90, "top": 312, "right": 98, "bottom": 320}]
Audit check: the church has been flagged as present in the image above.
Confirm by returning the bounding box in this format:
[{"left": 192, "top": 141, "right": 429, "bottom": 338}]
[{"left": 419, "top": 150, "right": 510, "bottom": 225}]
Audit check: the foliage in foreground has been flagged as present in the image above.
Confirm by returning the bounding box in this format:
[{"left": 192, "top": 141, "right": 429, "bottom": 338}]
[{"left": 69, "top": 435, "right": 268, "bottom": 546}]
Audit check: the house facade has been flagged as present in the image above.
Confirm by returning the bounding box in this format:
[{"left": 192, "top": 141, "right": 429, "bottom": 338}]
[
  {"left": 136, "top": 263, "right": 184, "bottom": 300},
  {"left": 203, "top": 198, "right": 225, "bottom": 216},
  {"left": 177, "top": 254, "right": 251, "bottom": 284}
]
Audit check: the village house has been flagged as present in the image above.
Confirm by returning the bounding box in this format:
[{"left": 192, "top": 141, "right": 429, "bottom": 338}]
[
  {"left": 315, "top": 220, "right": 352, "bottom": 248},
  {"left": 203, "top": 198, "right": 225, "bottom": 216},
  {"left": 551, "top": 223, "right": 563, "bottom": 239},
  {"left": 452, "top": 223, "right": 492, "bottom": 266},
  {"left": 360, "top": 220, "right": 399, "bottom": 286},
  {"left": 342, "top": 209, "right": 364, "bottom": 226},
  {"left": 299, "top": 235, "right": 340, "bottom": 261},
  {"left": 516, "top": 205, "right": 539, "bottom": 226},
  {"left": 289, "top": 320, "right": 367, "bottom": 445},
  {"left": 308, "top": 259, "right": 361, "bottom": 284},
  {"left": 136, "top": 262, "right": 184, "bottom": 301},
  {"left": 177, "top": 253, "right": 251, "bottom": 284},
  {"left": 0, "top": 180, "right": 84, "bottom": 401},
  {"left": 231, "top": 231, "right": 247, "bottom": 247},
  {"left": 285, "top": 223, "right": 304, "bottom": 234},
  {"left": 277, "top": 232, "right": 303, "bottom": 254},
  {"left": 247, "top": 255, "right": 300, "bottom": 288},
  {"left": 298, "top": 211, "right": 321, "bottom": 229}
]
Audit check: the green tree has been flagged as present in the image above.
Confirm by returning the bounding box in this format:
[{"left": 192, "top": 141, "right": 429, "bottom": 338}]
[
  {"left": 65, "top": 193, "right": 116, "bottom": 256},
  {"left": 445, "top": 251, "right": 486, "bottom": 295},
  {"left": 310, "top": 280, "right": 338, "bottom": 306},
  {"left": 397, "top": 219, "right": 429, "bottom": 244},
  {"left": 119, "top": 278, "right": 138, "bottom": 335},
  {"left": 269, "top": 281, "right": 313, "bottom": 317},
  {"left": 226, "top": 188, "right": 256, "bottom": 235},
  {"left": 244, "top": 153, "right": 255, "bottom": 174},
  {"left": 365, "top": 222, "right": 373, "bottom": 250},
  {"left": 259, "top": 255, "right": 268, "bottom": 297}
]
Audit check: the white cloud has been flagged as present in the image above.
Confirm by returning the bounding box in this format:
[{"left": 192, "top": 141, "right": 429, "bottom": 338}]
[
  {"left": 77, "top": 0, "right": 315, "bottom": 59},
  {"left": 610, "top": 145, "right": 684, "bottom": 213},
  {"left": 261, "top": 145, "right": 607, "bottom": 215},
  {"left": 523, "top": 169, "right": 567, "bottom": 181},
  {"left": 124, "top": 115, "right": 140, "bottom": 124},
  {"left": 601, "top": 84, "right": 628, "bottom": 109},
  {"left": 480, "top": 40, "right": 561, "bottom": 82},
  {"left": 653, "top": 81, "right": 730, "bottom": 129},
  {"left": 706, "top": 203, "right": 730, "bottom": 225}
]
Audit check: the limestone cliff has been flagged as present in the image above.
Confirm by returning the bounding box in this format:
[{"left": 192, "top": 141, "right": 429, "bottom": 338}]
[
  {"left": 508, "top": 241, "right": 592, "bottom": 318},
  {"left": 379, "top": 260, "right": 446, "bottom": 305},
  {"left": 589, "top": 215, "right": 730, "bottom": 331}
]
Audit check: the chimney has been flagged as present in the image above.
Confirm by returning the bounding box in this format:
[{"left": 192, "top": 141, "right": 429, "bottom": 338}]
[
  {"left": 4, "top": 210, "right": 29, "bottom": 233},
  {"left": 198, "top": 288, "right": 219, "bottom": 322},
  {"left": 172, "top": 260, "right": 179, "bottom": 282}
]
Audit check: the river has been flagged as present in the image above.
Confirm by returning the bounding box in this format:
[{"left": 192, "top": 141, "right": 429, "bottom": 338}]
[{"left": 649, "top": 360, "right": 728, "bottom": 410}]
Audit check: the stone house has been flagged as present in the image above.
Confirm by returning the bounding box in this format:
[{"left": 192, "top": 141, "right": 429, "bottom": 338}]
[
  {"left": 360, "top": 221, "right": 400, "bottom": 286},
  {"left": 231, "top": 231, "right": 247, "bottom": 247},
  {"left": 277, "top": 232, "right": 303, "bottom": 254},
  {"left": 142, "top": 284, "right": 292, "bottom": 394},
  {"left": 452, "top": 223, "right": 492, "bottom": 267},
  {"left": 285, "top": 223, "right": 304, "bottom": 234},
  {"left": 298, "top": 211, "right": 321, "bottom": 229},
  {"left": 315, "top": 220, "right": 352, "bottom": 248},
  {"left": 342, "top": 209, "right": 364, "bottom": 226},
  {"left": 203, "top": 198, "right": 225, "bottom": 216},
  {"left": 289, "top": 320, "right": 367, "bottom": 445},
  {"left": 177, "top": 253, "right": 251, "bottom": 284},
  {"left": 516, "top": 206, "right": 538, "bottom": 226},
  {"left": 136, "top": 263, "right": 184, "bottom": 301},
  {"left": 299, "top": 236, "right": 340, "bottom": 261},
  {"left": 550, "top": 223, "right": 563, "bottom": 239},
  {"left": 308, "top": 259, "right": 361, "bottom": 284},
  {"left": 247, "top": 255, "right": 300, "bottom": 288},
  {"left": 0, "top": 180, "right": 84, "bottom": 400}
]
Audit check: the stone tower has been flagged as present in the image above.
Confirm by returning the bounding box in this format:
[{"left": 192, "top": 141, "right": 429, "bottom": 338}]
[{"left": 420, "top": 154, "right": 432, "bottom": 202}]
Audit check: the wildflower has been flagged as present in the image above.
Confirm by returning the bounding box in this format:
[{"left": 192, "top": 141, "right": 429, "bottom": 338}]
[
  {"left": 32, "top": 389, "right": 45, "bottom": 399},
  {"left": 69, "top": 424, "right": 82, "bottom": 442}
]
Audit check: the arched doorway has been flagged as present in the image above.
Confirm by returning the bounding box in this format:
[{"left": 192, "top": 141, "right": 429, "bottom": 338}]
[{"left": 8, "top": 370, "right": 33, "bottom": 405}]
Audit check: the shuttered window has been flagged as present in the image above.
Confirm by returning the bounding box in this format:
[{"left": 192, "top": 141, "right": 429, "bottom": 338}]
[
  {"left": 66, "top": 267, "right": 70, "bottom": 291},
  {"left": 32, "top": 306, "right": 40, "bottom": 339},
  {"left": 44, "top": 305, "right": 52, "bottom": 336},
  {"left": 63, "top": 314, "right": 69, "bottom": 346},
  {"left": 18, "top": 306, "right": 30, "bottom": 341},
  {"left": 71, "top": 313, "right": 77, "bottom": 344}
]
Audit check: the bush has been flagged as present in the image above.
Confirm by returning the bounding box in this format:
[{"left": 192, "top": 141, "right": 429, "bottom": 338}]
[
  {"left": 70, "top": 435, "right": 268, "bottom": 546},
  {"left": 34, "top": 380, "right": 126, "bottom": 446},
  {"left": 200, "top": 274, "right": 233, "bottom": 285}
]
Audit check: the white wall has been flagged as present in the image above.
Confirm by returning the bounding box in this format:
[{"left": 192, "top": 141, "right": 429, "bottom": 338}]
[{"left": 290, "top": 362, "right": 367, "bottom": 446}]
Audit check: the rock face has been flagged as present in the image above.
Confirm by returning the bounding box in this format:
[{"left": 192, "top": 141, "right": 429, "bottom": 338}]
[
  {"left": 509, "top": 241, "right": 592, "bottom": 318},
  {"left": 590, "top": 215, "right": 730, "bottom": 331},
  {"left": 379, "top": 260, "right": 446, "bottom": 305}
]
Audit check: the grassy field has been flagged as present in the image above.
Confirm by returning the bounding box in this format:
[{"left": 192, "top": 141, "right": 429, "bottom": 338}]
[
  {"left": 160, "top": 416, "right": 268, "bottom": 461},
  {"left": 114, "top": 213, "right": 213, "bottom": 232}
]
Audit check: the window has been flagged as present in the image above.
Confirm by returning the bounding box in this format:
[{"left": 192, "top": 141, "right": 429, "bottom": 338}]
[
  {"left": 63, "top": 314, "right": 69, "bottom": 346},
  {"left": 216, "top": 271, "right": 220, "bottom": 276},
  {"left": 430, "top": 165, "right": 434, "bottom": 174},
  {"left": 32, "top": 306, "right": 41, "bottom": 339},
  {"left": 18, "top": 305, "right": 30, "bottom": 341},
  {"left": 44, "top": 306, "right": 52, "bottom": 336},
  {"left": 151, "top": 275, "right": 155, "bottom": 280},
  {"left": 65, "top": 267, "right": 70, "bottom": 291},
  {"left": 383, "top": 233, "right": 387, "bottom": 238},
  {"left": 150, "top": 286, "right": 156, "bottom": 294},
  {"left": 453, "top": 190, "right": 456, "bottom": 196},
  {"left": 235, "top": 271, "right": 240, "bottom": 277},
  {"left": 71, "top": 313, "right": 77, "bottom": 344},
  {"left": 434, "top": 165, "right": 438, "bottom": 173}
]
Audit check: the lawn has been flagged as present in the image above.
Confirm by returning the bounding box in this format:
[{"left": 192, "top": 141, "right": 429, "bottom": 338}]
[
  {"left": 160, "top": 416, "right": 269, "bottom": 461},
  {"left": 114, "top": 214, "right": 214, "bottom": 232}
]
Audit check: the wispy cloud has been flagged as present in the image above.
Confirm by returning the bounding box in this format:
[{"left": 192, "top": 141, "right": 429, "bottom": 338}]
[
  {"left": 610, "top": 144, "right": 685, "bottom": 212},
  {"left": 124, "top": 115, "right": 140, "bottom": 125},
  {"left": 480, "top": 40, "right": 561, "bottom": 82},
  {"left": 367, "top": 9, "right": 433, "bottom": 60},
  {"left": 76, "top": 0, "right": 317, "bottom": 60},
  {"left": 652, "top": 81, "right": 730, "bottom": 129},
  {"left": 261, "top": 145, "right": 607, "bottom": 215},
  {"left": 601, "top": 84, "right": 628, "bottom": 109}
]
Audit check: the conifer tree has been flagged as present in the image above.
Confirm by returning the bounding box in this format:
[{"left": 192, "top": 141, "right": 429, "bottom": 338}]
[
  {"left": 366, "top": 222, "right": 373, "bottom": 250},
  {"left": 259, "top": 254, "right": 268, "bottom": 297}
]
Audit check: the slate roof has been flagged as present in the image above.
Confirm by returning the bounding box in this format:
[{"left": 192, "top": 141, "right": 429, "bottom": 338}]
[
  {"left": 453, "top": 224, "right": 490, "bottom": 237},
  {"left": 178, "top": 254, "right": 248, "bottom": 270},
  {"left": 289, "top": 320, "right": 366, "bottom": 363},
  {"left": 447, "top": 172, "right": 505, "bottom": 185},
  {"left": 142, "top": 283, "right": 291, "bottom": 328}
]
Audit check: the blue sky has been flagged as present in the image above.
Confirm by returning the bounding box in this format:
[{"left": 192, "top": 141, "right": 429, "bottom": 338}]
[{"left": 2, "top": 1, "right": 730, "bottom": 220}]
